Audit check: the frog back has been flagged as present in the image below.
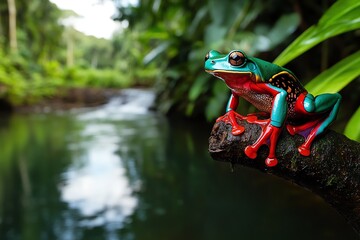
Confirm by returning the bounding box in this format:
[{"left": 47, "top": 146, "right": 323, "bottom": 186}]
[{"left": 251, "top": 57, "right": 307, "bottom": 103}]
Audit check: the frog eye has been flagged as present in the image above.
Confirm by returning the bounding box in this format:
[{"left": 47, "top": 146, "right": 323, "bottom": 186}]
[{"left": 229, "top": 51, "right": 245, "bottom": 66}]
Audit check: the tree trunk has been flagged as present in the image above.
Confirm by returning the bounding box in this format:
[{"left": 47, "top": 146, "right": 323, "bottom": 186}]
[
  {"left": 7, "top": 0, "right": 17, "bottom": 53},
  {"left": 208, "top": 117, "right": 360, "bottom": 235},
  {"left": 66, "top": 36, "right": 74, "bottom": 67}
]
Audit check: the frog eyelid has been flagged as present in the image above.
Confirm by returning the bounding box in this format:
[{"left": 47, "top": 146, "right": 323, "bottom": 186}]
[{"left": 228, "top": 51, "right": 247, "bottom": 67}]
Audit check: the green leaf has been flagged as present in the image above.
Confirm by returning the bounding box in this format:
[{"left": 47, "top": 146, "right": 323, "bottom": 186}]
[
  {"left": 188, "top": 76, "right": 209, "bottom": 101},
  {"left": 267, "top": 13, "right": 300, "bottom": 48},
  {"left": 205, "top": 81, "right": 229, "bottom": 121},
  {"left": 274, "top": 0, "right": 360, "bottom": 66},
  {"left": 305, "top": 50, "right": 360, "bottom": 95},
  {"left": 187, "top": 6, "right": 208, "bottom": 37},
  {"left": 143, "top": 42, "right": 171, "bottom": 65},
  {"left": 249, "top": 13, "right": 300, "bottom": 52},
  {"left": 344, "top": 106, "right": 360, "bottom": 141}
]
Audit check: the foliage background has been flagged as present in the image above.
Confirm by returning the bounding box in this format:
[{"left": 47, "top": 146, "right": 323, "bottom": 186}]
[
  {"left": 115, "top": 0, "right": 360, "bottom": 140},
  {"left": 0, "top": 0, "right": 359, "bottom": 140}
]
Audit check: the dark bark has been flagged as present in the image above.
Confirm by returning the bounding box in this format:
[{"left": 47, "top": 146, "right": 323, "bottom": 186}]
[{"left": 209, "top": 117, "right": 360, "bottom": 235}]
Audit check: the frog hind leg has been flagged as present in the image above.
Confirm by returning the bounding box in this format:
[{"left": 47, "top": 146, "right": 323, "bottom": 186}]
[{"left": 292, "top": 93, "right": 341, "bottom": 156}]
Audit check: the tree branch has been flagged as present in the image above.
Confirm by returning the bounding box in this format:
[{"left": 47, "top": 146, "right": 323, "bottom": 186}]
[{"left": 209, "top": 117, "right": 360, "bottom": 235}]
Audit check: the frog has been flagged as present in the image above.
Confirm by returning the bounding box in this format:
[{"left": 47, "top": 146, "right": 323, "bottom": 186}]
[{"left": 204, "top": 50, "right": 341, "bottom": 167}]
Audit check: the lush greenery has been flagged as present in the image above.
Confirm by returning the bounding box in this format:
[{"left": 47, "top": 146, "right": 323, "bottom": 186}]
[
  {"left": 0, "top": 0, "right": 359, "bottom": 140},
  {"left": 115, "top": 0, "right": 360, "bottom": 140},
  {"left": 0, "top": 0, "right": 156, "bottom": 106}
]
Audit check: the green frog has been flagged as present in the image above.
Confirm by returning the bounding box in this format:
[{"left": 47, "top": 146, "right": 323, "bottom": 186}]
[{"left": 204, "top": 50, "right": 341, "bottom": 167}]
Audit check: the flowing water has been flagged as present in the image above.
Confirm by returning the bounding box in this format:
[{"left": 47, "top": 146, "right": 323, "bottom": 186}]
[{"left": 0, "top": 89, "right": 357, "bottom": 240}]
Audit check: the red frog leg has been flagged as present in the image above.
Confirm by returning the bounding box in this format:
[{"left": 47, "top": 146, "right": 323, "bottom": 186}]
[
  {"left": 287, "top": 118, "right": 322, "bottom": 136},
  {"left": 243, "top": 83, "right": 288, "bottom": 167},
  {"left": 289, "top": 93, "right": 341, "bottom": 156},
  {"left": 244, "top": 121, "right": 281, "bottom": 167},
  {"left": 298, "top": 93, "right": 341, "bottom": 156}
]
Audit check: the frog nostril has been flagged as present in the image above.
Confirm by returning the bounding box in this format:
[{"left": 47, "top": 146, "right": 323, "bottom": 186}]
[{"left": 211, "top": 60, "right": 215, "bottom": 64}]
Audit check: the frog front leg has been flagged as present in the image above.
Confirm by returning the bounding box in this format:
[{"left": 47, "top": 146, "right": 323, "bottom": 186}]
[
  {"left": 244, "top": 84, "right": 287, "bottom": 167},
  {"left": 216, "top": 92, "right": 246, "bottom": 135}
]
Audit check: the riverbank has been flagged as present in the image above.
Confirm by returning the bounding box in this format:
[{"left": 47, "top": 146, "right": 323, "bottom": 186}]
[{"left": 11, "top": 87, "right": 122, "bottom": 113}]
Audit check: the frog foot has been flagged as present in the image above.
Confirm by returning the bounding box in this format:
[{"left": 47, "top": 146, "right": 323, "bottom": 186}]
[
  {"left": 216, "top": 110, "right": 245, "bottom": 135},
  {"left": 296, "top": 127, "right": 320, "bottom": 157},
  {"left": 286, "top": 119, "right": 323, "bottom": 157},
  {"left": 244, "top": 121, "right": 281, "bottom": 167},
  {"left": 286, "top": 124, "right": 313, "bottom": 156}
]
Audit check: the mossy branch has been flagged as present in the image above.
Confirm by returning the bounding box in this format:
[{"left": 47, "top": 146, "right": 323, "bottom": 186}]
[{"left": 209, "top": 118, "right": 360, "bottom": 235}]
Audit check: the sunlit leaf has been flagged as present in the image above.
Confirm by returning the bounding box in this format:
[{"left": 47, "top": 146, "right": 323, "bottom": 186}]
[
  {"left": 274, "top": 0, "right": 360, "bottom": 66},
  {"left": 205, "top": 81, "right": 229, "bottom": 121},
  {"left": 188, "top": 76, "right": 209, "bottom": 101},
  {"left": 139, "top": 25, "right": 171, "bottom": 42},
  {"left": 344, "top": 106, "right": 360, "bottom": 141},
  {"left": 305, "top": 50, "right": 360, "bottom": 95},
  {"left": 143, "top": 42, "right": 171, "bottom": 65},
  {"left": 204, "top": 24, "right": 227, "bottom": 46},
  {"left": 208, "top": 0, "right": 247, "bottom": 26},
  {"left": 267, "top": 13, "right": 300, "bottom": 48},
  {"left": 249, "top": 13, "right": 300, "bottom": 53},
  {"left": 187, "top": 7, "right": 208, "bottom": 37}
]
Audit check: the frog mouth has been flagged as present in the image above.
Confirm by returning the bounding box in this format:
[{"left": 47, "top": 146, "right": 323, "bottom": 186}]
[{"left": 206, "top": 70, "right": 258, "bottom": 83}]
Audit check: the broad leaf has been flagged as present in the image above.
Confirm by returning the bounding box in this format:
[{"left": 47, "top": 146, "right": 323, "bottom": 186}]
[
  {"left": 143, "top": 42, "right": 171, "bottom": 65},
  {"left": 344, "top": 106, "right": 360, "bottom": 141},
  {"left": 205, "top": 81, "right": 229, "bottom": 121},
  {"left": 274, "top": 0, "right": 360, "bottom": 66},
  {"left": 188, "top": 75, "right": 209, "bottom": 101},
  {"left": 267, "top": 13, "right": 300, "bottom": 48},
  {"left": 305, "top": 50, "right": 360, "bottom": 95}
]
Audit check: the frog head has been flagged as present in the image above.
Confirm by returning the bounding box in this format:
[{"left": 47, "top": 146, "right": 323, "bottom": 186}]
[{"left": 204, "top": 50, "right": 285, "bottom": 88}]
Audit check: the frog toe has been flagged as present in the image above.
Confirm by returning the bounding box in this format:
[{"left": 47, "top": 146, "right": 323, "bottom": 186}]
[
  {"left": 246, "top": 117, "right": 270, "bottom": 125},
  {"left": 231, "top": 125, "right": 245, "bottom": 135},
  {"left": 246, "top": 115, "right": 258, "bottom": 123},
  {"left": 286, "top": 124, "right": 297, "bottom": 135},
  {"left": 265, "top": 157, "right": 278, "bottom": 167},
  {"left": 298, "top": 145, "right": 311, "bottom": 156},
  {"left": 245, "top": 112, "right": 269, "bottom": 123},
  {"left": 245, "top": 145, "right": 257, "bottom": 159}
]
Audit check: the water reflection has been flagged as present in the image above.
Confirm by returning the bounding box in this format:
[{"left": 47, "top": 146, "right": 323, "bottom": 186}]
[
  {"left": 61, "top": 125, "right": 137, "bottom": 228},
  {"left": 61, "top": 89, "right": 159, "bottom": 229}
]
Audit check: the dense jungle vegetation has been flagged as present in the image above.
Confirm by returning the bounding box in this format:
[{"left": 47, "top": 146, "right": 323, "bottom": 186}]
[{"left": 0, "top": 0, "right": 359, "bottom": 140}]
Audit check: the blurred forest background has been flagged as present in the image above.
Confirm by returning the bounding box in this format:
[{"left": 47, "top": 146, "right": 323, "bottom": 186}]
[{"left": 0, "top": 0, "right": 359, "bottom": 140}]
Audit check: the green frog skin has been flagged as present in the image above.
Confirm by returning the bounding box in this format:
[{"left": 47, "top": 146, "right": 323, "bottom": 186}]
[{"left": 204, "top": 50, "right": 341, "bottom": 167}]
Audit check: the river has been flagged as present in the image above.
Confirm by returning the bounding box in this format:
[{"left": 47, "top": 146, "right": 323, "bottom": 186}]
[{"left": 0, "top": 89, "right": 357, "bottom": 239}]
